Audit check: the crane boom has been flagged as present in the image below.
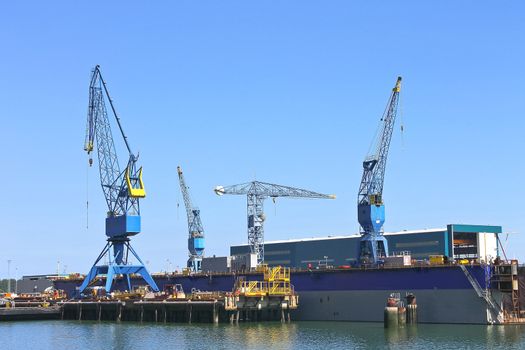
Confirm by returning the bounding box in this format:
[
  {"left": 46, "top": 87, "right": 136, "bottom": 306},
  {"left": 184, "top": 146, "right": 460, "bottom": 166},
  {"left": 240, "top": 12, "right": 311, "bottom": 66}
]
[
  {"left": 177, "top": 166, "right": 205, "bottom": 272},
  {"left": 84, "top": 65, "right": 144, "bottom": 221},
  {"left": 78, "top": 65, "right": 158, "bottom": 294},
  {"left": 215, "top": 181, "right": 336, "bottom": 199},
  {"left": 215, "top": 181, "right": 335, "bottom": 264},
  {"left": 85, "top": 68, "right": 123, "bottom": 214},
  {"left": 357, "top": 77, "right": 402, "bottom": 265}
]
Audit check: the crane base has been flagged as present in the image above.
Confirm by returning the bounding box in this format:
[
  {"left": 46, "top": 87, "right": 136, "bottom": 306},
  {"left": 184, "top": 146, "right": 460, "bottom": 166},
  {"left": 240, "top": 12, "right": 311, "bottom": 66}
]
[
  {"left": 358, "top": 233, "right": 389, "bottom": 266},
  {"left": 78, "top": 240, "right": 159, "bottom": 295}
]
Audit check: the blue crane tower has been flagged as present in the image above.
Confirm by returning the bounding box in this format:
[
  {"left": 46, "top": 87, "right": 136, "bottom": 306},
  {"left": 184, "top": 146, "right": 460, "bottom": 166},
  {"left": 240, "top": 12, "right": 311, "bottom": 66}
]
[
  {"left": 214, "top": 181, "right": 335, "bottom": 265},
  {"left": 357, "top": 76, "right": 402, "bottom": 265},
  {"left": 79, "top": 65, "right": 159, "bottom": 294},
  {"left": 177, "top": 166, "right": 205, "bottom": 272}
]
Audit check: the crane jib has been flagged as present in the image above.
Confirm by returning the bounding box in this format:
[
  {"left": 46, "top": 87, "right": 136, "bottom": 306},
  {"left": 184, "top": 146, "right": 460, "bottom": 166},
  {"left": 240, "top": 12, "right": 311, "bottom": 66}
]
[
  {"left": 84, "top": 65, "right": 144, "bottom": 235},
  {"left": 177, "top": 166, "right": 205, "bottom": 273},
  {"left": 79, "top": 65, "right": 158, "bottom": 294},
  {"left": 357, "top": 77, "right": 402, "bottom": 266},
  {"left": 215, "top": 181, "right": 335, "bottom": 265}
]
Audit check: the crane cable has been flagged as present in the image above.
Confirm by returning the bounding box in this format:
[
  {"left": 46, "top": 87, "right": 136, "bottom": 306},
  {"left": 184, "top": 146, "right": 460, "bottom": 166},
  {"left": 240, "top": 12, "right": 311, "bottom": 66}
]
[
  {"left": 399, "top": 84, "right": 405, "bottom": 150},
  {"left": 366, "top": 87, "right": 392, "bottom": 158},
  {"left": 366, "top": 105, "right": 387, "bottom": 158},
  {"left": 86, "top": 154, "right": 90, "bottom": 230}
]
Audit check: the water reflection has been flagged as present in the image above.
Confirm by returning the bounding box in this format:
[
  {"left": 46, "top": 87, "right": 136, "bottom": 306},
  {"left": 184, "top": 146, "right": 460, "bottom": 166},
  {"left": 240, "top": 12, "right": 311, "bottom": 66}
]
[
  {"left": 1, "top": 321, "right": 525, "bottom": 349},
  {"left": 486, "top": 325, "right": 525, "bottom": 347},
  {"left": 384, "top": 324, "right": 419, "bottom": 344}
]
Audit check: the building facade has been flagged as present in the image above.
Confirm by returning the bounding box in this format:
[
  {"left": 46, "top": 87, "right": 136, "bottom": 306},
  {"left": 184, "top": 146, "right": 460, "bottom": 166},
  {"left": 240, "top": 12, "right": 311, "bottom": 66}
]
[{"left": 230, "top": 224, "right": 501, "bottom": 268}]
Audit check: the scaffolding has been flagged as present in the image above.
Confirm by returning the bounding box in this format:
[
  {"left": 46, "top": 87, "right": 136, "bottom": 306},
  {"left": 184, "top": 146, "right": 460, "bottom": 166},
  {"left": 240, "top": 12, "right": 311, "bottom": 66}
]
[
  {"left": 492, "top": 260, "right": 521, "bottom": 321},
  {"left": 234, "top": 266, "right": 298, "bottom": 322},
  {"left": 237, "top": 266, "right": 294, "bottom": 297}
]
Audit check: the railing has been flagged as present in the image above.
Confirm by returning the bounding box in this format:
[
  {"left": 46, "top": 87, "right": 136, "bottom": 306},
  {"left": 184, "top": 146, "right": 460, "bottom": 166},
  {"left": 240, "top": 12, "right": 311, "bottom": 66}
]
[
  {"left": 256, "top": 264, "right": 269, "bottom": 273},
  {"left": 391, "top": 251, "right": 411, "bottom": 256},
  {"left": 264, "top": 266, "right": 290, "bottom": 282},
  {"left": 236, "top": 280, "right": 294, "bottom": 297},
  {"left": 459, "top": 264, "right": 503, "bottom": 322},
  {"left": 238, "top": 281, "right": 267, "bottom": 297},
  {"left": 268, "top": 282, "right": 293, "bottom": 295}
]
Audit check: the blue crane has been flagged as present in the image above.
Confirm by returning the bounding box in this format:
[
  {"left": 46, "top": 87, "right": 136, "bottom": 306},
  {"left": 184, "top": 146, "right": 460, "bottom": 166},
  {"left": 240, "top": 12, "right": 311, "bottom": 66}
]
[
  {"left": 357, "top": 77, "right": 402, "bottom": 265},
  {"left": 79, "top": 65, "right": 159, "bottom": 294},
  {"left": 215, "top": 181, "right": 335, "bottom": 265},
  {"left": 177, "top": 166, "right": 205, "bottom": 272}
]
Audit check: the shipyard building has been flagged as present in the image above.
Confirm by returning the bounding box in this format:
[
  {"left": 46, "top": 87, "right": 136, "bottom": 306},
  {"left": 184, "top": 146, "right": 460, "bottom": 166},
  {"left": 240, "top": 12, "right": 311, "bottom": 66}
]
[{"left": 229, "top": 224, "right": 501, "bottom": 268}]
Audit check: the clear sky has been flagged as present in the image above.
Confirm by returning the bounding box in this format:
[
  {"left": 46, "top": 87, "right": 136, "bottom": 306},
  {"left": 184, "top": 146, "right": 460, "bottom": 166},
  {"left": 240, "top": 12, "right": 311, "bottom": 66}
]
[{"left": 1, "top": 1, "right": 524, "bottom": 277}]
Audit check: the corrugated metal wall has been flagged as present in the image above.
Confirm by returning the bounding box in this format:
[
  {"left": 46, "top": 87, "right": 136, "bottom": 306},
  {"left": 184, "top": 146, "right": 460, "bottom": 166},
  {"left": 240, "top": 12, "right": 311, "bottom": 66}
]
[{"left": 231, "top": 226, "right": 501, "bottom": 268}]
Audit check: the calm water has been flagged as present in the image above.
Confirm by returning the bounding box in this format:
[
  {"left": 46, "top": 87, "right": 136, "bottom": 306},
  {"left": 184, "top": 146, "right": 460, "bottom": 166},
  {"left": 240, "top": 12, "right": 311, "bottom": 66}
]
[{"left": 1, "top": 321, "right": 525, "bottom": 349}]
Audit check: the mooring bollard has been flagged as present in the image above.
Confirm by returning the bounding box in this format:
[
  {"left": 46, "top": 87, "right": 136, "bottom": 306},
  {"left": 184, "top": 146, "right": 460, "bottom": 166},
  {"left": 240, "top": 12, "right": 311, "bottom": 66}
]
[
  {"left": 397, "top": 306, "right": 406, "bottom": 326},
  {"left": 406, "top": 304, "right": 417, "bottom": 324},
  {"left": 406, "top": 293, "right": 418, "bottom": 324},
  {"left": 213, "top": 302, "right": 219, "bottom": 324},
  {"left": 384, "top": 306, "right": 399, "bottom": 328}
]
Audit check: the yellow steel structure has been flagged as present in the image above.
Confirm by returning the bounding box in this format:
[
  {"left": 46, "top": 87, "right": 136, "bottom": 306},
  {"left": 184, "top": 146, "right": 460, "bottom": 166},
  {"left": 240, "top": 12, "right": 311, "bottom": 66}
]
[
  {"left": 268, "top": 281, "right": 293, "bottom": 295},
  {"left": 241, "top": 281, "right": 267, "bottom": 297},
  {"left": 256, "top": 264, "right": 269, "bottom": 273},
  {"left": 264, "top": 266, "right": 290, "bottom": 282},
  {"left": 237, "top": 280, "right": 294, "bottom": 297},
  {"left": 236, "top": 266, "right": 294, "bottom": 297},
  {"left": 126, "top": 167, "right": 146, "bottom": 198}
]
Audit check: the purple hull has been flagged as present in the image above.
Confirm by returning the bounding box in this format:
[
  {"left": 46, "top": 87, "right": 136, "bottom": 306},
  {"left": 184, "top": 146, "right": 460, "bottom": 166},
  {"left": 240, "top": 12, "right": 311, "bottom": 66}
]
[
  {"left": 54, "top": 265, "right": 488, "bottom": 298},
  {"left": 54, "top": 265, "right": 501, "bottom": 324}
]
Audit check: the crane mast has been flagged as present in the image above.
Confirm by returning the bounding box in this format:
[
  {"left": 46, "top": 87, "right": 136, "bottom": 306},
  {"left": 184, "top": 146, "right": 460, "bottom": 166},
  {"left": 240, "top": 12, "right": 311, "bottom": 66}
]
[
  {"left": 177, "top": 166, "right": 205, "bottom": 272},
  {"left": 357, "top": 76, "right": 402, "bottom": 265},
  {"left": 215, "top": 181, "right": 335, "bottom": 265},
  {"left": 79, "top": 65, "right": 159, "bottom": 294}
]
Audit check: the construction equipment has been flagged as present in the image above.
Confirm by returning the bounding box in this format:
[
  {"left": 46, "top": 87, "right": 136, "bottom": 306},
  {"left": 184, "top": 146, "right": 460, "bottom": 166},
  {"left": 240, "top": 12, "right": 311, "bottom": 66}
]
[
  {"left": 177, "top": 166, "right": 205, "bottom": 272},
  {"left": 215, "top": 181, "right": 335, "bottom": 264},
  {"left": 357, "top": 77, "right": 402, "bottom": 265},
  {"left": 79, "top": 65, "right": 159, "bottom": 294}
]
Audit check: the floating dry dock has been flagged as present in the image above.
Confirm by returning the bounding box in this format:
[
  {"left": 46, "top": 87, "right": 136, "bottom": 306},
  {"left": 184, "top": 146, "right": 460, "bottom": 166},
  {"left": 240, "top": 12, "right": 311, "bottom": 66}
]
[{"left": 53, "top": 261, "right": 525, "bottom": 325}]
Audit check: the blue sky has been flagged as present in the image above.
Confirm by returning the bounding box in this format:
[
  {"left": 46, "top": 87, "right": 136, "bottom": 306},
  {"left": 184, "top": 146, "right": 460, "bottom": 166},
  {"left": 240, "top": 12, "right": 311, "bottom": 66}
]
[{"left": 1, "top": 1, "right": 524, "bottom": 277}]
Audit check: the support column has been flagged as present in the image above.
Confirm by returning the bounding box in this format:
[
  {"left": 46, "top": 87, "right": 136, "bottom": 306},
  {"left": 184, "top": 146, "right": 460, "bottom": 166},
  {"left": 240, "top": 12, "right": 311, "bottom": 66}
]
[
  {"left": 117, "top": 303, "right": 122, "bottom": 322},
  {"left": 213, "top": 302, "right": 219, "bottom": 324}
]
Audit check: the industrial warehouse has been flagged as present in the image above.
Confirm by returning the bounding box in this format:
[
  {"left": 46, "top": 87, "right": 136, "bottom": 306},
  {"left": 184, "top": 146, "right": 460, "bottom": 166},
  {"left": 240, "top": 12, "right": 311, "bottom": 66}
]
[{"left": 229, "top": 224, "right": 502, "bottom": 269}]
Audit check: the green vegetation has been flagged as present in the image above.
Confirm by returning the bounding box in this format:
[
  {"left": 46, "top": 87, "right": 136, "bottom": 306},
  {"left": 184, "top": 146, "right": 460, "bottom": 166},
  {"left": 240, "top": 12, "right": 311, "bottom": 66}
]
[{"left": 0, "top": 279, "right": 17, "bottom": 293}]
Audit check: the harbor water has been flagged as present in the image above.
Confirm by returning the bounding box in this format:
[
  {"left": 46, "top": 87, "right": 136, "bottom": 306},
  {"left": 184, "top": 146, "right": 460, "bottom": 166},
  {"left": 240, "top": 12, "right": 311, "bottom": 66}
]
[{"left": 1, "top": 321, "right": 525, "bottom": 349}]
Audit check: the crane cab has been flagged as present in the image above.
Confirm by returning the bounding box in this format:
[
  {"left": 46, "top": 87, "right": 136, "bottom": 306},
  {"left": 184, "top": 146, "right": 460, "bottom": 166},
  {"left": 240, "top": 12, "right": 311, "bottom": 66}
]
[
  {"left": 126, "top": 167, "right": 146, "bottom": 198},
  {"left": 369, "top": 194, "right": 383, "bottom": 206}
]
